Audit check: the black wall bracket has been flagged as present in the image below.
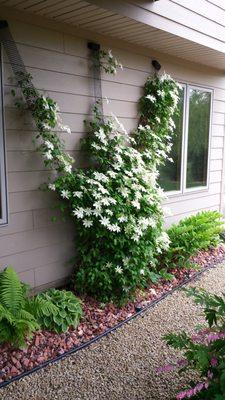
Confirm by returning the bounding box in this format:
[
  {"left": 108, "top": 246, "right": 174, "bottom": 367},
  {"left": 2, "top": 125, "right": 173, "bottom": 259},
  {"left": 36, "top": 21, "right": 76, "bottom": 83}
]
[
  {"left": 87, "top": 42, "right": 100, "bottom": 51},
  {"left": 152, "top": 59, "right": 161, "bottom": 71},
  {"left": 0, "top": 20, "right": 8, "bottom": 29}
]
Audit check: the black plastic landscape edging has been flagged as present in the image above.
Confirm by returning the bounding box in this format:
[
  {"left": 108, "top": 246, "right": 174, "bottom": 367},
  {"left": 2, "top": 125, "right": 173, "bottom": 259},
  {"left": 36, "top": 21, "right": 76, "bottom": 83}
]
[{"left": 0, "top": 257, "right": 225, "bottom": 390}]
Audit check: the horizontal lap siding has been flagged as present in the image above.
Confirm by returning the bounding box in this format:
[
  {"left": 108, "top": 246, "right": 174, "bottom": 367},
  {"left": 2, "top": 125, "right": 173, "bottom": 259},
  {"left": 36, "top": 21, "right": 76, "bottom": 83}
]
[{"left": 0, "top": 19, "right": 224, "bottom": 288}]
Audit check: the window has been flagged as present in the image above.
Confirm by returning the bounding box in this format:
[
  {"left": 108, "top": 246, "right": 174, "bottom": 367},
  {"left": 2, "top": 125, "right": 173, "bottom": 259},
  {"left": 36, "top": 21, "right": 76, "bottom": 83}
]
[
  {"left": 158, "top": 86, "right": 184, "bottom": 192},
  {"left": 0, "top": 44, "right": 8, "bottom": 225},
  {"left": 159, "top": 84, "right": 212, "bottom": 194}
]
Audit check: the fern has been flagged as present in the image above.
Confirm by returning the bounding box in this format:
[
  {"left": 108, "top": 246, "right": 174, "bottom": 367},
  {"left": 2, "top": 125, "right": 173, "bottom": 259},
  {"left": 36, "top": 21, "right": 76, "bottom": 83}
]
[
  {"left": 26, "top": 296, "right": 58, "bottom": 319},
  {"left": 0, "top": 267, "right": 24, "bottom": 313},
  {"left": 0, "top": 267, "right": 39, "bottom": 347},
  {"left": 161, "top": 211, "right": 224, "bottom": 269}
]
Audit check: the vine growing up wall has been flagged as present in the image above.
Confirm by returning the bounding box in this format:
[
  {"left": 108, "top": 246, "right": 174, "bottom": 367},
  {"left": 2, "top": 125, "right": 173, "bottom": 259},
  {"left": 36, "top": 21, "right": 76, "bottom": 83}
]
[{"left": 12, "top": 49, "right": 180, "bottom": 302}]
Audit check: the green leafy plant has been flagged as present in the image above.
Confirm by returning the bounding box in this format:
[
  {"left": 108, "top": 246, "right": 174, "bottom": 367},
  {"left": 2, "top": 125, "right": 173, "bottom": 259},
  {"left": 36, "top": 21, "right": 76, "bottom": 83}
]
[
  {"left": 160, "top": 288, "right": 225, "bottom": 399},
  {"left": 0, "top": 267, "right": 40, "bottom": 347},
  {"left": 136, "top": 73, "right": 181, "bottom": 164},
  {"left": 12, "top": 58, "right": 181, "bottom": 302},
  {"left": 0, "top": 266, "right": 78, "bottom": 347},
  {"left": 36, "top": 289, "right": 83, "bottom": 333},
  {"left": 162, "top": 211, "right": 224, "bottom": 269}
]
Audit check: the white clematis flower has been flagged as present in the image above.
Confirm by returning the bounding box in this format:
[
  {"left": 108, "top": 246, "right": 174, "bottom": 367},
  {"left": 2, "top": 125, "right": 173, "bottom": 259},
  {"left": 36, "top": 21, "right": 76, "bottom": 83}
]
[
  {"left": 48, "top": 183, "right": 56, "bottom": 191},
  {"left": 73, "top": 191, "right": 83, "bottom": 198},
  {"left": 61, "top": 190, "right": 70, "bottom": 199},
  {"left": 146, "top": 94, "right": 156, "bottom": 102},
  {"left": 44, "top": 140, "right": 54, "bottom": 150},
  {"left": 44, "top": 151, "right": 53, "bottom": 160},
  {"left": 73, "top": 208, "right": 84, "bottom": 219},
  {"left": 83, "top": 219, "right": 93, "bottom": 228}
]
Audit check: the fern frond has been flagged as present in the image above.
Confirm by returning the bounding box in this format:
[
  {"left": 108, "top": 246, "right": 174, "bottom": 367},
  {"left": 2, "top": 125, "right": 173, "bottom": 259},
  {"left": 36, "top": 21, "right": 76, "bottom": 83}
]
[
  {"left": 0, "top": 321, "right": 14, "bottom": 344},
  {"left": 11, "top": 319, "right": 39, "bottom": 346},
  {"left": 18, "top": 308, "right": 39, "bottom": 325},
  {"left": 0, "top": 303, "right": 14, "bottom": 324},
  {"left": 0, "top": 267, "right": 23, "bottom": 314},
  {"left": 27, "top": 297, "right": 58, "bottom": 318}
]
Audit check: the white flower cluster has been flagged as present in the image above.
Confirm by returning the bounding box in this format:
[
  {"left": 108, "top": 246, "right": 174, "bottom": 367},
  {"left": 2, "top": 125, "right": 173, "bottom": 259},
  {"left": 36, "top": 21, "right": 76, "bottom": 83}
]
[
  {"left": 103, "top": 256, "right": 146, "bottom": 277},
  {"left": 36, "top": 95, "right": 74, "bottom": 173},
  {"left": 101, "top": 49, "right": 123, "bottom": 75},
  {"left": 155, "top": 231, "right": 171, "bottom": 253},
  {"left": 51, "top": 113, "right": 168, "bottom": 255},
  {"left": 47, "top": 72, "right": 181, "bottom": 274}
]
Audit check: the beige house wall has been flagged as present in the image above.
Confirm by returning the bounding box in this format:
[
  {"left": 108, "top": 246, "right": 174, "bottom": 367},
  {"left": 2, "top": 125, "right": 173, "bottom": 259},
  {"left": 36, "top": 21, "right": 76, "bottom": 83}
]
[{"left": 0, "top": 17, "right": 224, "bottom": 289}]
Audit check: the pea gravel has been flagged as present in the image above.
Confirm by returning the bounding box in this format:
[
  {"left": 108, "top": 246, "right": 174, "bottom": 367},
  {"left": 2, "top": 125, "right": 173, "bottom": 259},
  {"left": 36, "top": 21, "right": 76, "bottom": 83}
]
[{"left": 1, "top": 262, "right": 225, "bottom": 400}]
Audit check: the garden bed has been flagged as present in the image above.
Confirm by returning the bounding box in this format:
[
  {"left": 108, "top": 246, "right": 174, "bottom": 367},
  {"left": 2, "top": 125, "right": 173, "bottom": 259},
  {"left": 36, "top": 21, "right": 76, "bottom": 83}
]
[{"left": 0, "top": 245, "right": 225, "bottom": 387}]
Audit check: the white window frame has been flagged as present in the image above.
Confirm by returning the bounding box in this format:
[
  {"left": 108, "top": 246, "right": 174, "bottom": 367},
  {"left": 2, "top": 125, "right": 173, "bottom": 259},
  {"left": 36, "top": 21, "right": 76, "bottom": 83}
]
[
  {"left": 166, "top": 82, "right": 213, "bottom": 197},
  {"left": 0, "top": 43, "right": 8, "bottom": 225}
]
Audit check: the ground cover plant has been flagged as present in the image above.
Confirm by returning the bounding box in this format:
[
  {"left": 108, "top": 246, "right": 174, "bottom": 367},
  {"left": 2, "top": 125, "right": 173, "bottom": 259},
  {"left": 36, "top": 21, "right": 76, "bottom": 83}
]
[
  {"left": 36, "top": 289, "right": 83, "bottom": 333},
  {"left": 159, "top": 287, "right": 225, "bottom": 399}
]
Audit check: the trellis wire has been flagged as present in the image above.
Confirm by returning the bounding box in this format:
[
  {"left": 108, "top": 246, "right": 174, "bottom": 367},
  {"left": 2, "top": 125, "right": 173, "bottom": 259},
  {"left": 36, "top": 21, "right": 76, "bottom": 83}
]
[
  {"left": 88, "top": 41, "right": 103, "bottom": 116},
  {"left": 0, "top": 20, "right": 35, "bottom": 92}
]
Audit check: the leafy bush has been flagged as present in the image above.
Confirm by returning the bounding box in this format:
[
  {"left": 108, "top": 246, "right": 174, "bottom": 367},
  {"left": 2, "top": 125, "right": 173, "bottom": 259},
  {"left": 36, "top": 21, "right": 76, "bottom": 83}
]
[
  {"left": 0, "top": 267, "right": 55, "bottom": 347},
  {"left": 161, "top": 288, "right": 225, "bottom": 399},
  {"left": 162, "top": 211, "right": 224, "bottom": 269},
  {"left": 0, "top": 267, "right": 40, "bottom": 346},
  {"left": 36, "top": 289, "right": 83, "bottom": 333},
  {"left": 0, "top": 267, "right": 82, "bottom": 346}
]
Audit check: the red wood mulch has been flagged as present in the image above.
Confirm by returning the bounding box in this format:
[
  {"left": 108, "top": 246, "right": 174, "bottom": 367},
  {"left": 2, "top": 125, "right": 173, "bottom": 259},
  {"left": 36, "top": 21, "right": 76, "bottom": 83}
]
[{"left": 0, "top": 245, "right": 225, "bottom": 384}]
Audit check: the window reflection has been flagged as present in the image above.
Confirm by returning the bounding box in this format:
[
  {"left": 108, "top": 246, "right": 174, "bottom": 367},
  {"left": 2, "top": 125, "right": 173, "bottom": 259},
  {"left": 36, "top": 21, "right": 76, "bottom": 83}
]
[
  {"left": 186, "top": 89, "right": 211, "bottom": 188},
  {"left": 158, "top": 87, "right": 184, "bottom": 192}
]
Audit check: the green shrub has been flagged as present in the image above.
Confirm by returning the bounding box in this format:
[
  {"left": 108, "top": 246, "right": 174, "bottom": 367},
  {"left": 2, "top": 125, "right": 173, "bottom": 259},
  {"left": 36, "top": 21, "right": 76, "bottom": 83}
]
[
  {"left": 0, "top": 266, "right": 82, "bottom": 346},
  {"left": 0, "top": 266, "right": 51, "bottom": 347},
  {"left": 162, "top": 211, "right": 224, "bottom": 269},
  {"left": 162, "top": 288, "right": 225, "bottom": 399},
  {"left": 36, "top": 289, "right": 83, "bottom": 333},
  {"left": 0, "top": 266, "right": 40, "bottom": 346}
]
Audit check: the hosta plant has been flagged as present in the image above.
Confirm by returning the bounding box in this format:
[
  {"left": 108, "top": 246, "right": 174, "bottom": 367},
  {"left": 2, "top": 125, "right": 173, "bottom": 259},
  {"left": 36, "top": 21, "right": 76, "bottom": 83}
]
[
  {"left": 36, "top": 289, "right": 83, "bottom": 333},
  {"left": 160, "top": 288, "right": 225, "bottom": 399}
]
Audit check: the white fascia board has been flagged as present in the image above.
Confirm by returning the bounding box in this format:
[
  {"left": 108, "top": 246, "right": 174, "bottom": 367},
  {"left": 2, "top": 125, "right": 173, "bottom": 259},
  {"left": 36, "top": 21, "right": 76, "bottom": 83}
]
[{"left": 86, "top": 0, "right": 225, "bottom": 54}]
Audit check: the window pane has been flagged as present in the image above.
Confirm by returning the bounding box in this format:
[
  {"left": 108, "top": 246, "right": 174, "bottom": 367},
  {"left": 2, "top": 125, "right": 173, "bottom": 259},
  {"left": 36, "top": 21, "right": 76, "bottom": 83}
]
[
  {"left": 158, "top": 87, "right": 184, "bottom": 192},
  {"left": 186, "top": 89, "right": 211, "bottom": 188}
]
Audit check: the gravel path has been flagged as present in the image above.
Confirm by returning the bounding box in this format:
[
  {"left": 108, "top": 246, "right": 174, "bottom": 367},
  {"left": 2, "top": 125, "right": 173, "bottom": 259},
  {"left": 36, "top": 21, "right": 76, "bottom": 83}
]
[{"left": 1, "top": 262, "right": 225, "bottom": 400}]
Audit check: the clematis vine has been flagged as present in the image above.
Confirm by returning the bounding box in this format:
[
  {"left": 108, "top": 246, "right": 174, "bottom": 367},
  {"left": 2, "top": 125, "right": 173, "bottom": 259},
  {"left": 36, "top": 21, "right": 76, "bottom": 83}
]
[{"left": 12, "top": 56, "right": 180, "bottom": 302}]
